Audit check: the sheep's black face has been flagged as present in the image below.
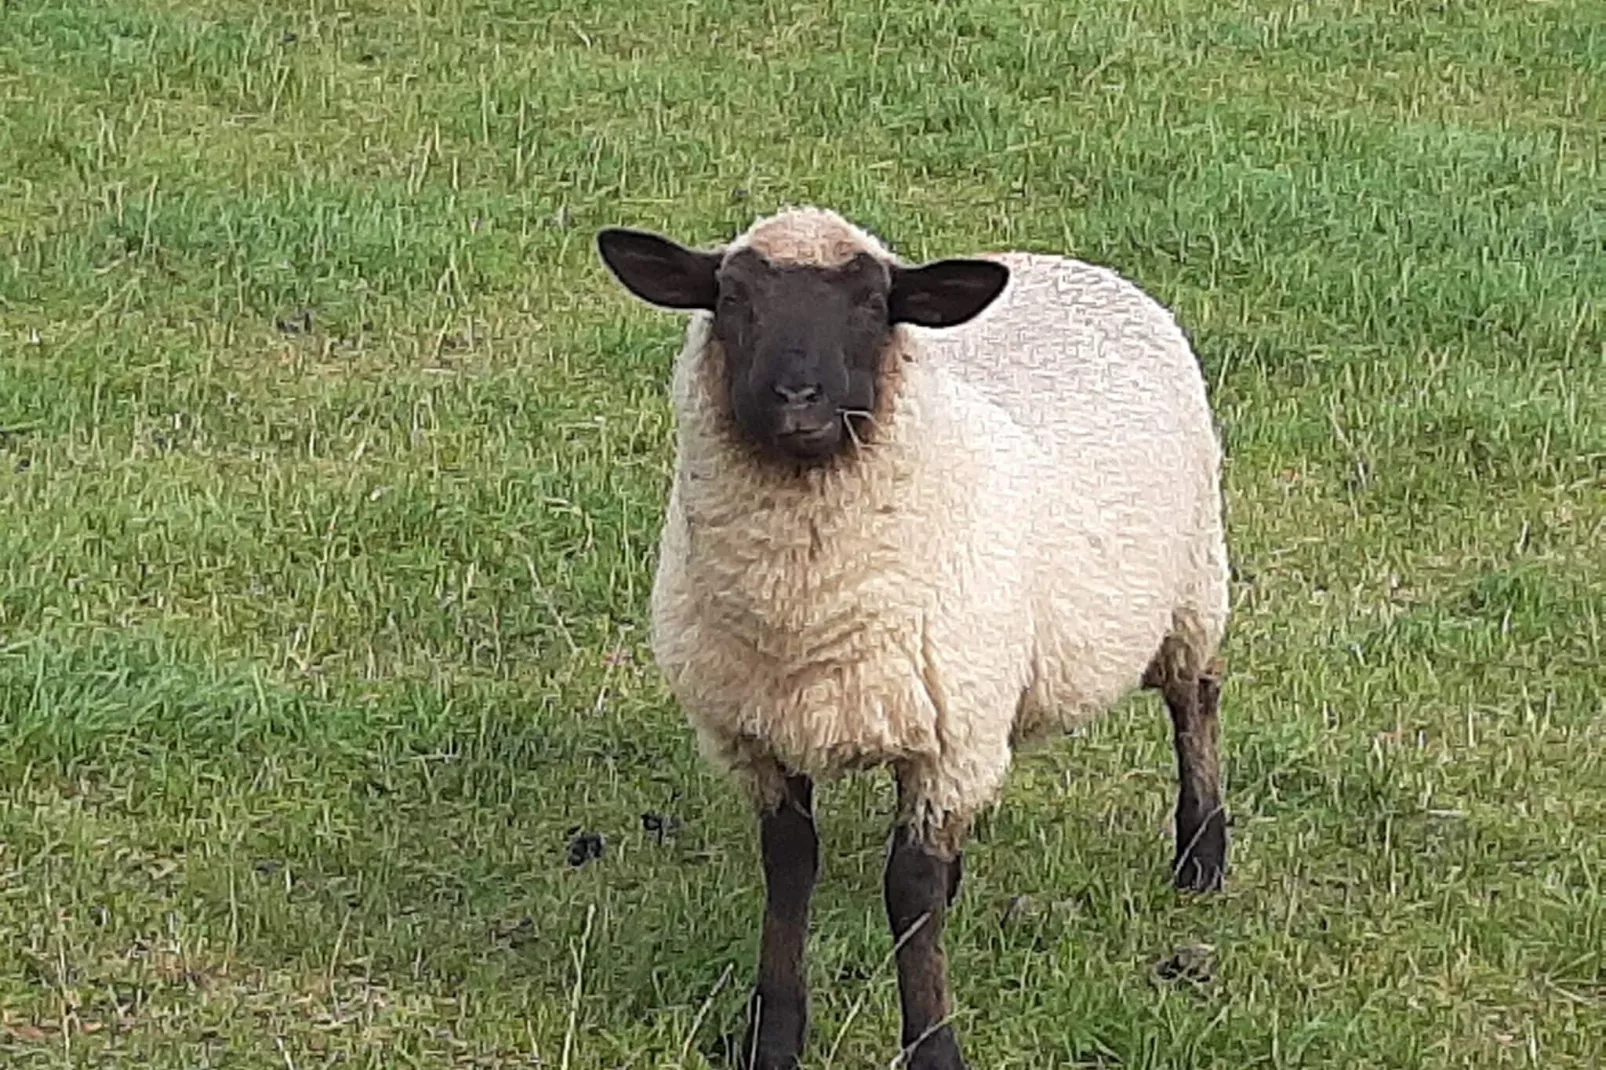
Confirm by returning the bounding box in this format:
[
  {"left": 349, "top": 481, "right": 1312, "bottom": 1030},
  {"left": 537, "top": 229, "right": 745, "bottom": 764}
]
[
  {"left": 596, "top": 225, "right": 1010, "bottom": 465},
  {"left": 711, "top": 249, "right": 888, "bottom": 461}
]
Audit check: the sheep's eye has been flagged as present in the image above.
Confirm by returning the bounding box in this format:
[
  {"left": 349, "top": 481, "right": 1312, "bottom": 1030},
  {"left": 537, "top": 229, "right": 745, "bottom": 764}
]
[{"left": 715, "top": 289, "right": 752, "bottom": 332}]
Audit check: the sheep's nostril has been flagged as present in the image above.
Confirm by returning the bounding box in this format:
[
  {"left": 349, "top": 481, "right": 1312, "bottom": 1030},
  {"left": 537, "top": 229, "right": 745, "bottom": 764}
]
[{"left": 774, "top": 384, "right": 823, "bottom": 406}]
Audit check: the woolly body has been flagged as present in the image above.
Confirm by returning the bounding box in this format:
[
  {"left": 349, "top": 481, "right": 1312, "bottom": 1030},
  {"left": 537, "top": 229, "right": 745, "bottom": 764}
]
[{"left": 648, "top": 209, "right": 1229, "bottom": 838}]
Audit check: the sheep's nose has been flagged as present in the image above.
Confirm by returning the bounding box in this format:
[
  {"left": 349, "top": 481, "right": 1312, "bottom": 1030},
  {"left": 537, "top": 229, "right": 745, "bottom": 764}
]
[{"left": 774, "top": 383, "right": 823, "bottom": 406}]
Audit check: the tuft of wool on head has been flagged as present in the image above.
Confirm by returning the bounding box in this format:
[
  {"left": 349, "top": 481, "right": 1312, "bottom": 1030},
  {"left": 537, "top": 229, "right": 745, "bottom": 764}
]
[{"left": 726, "top": 206, "right": 895, "bottom": 268}]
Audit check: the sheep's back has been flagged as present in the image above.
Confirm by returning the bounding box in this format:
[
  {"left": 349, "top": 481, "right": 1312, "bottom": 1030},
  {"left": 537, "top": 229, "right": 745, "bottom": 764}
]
[
  {"left": 912, "top": 253, "right": 1212, "bottom": 470},
  {"left": 910, "top": 252, "right": 1229, "bottom": 731}
]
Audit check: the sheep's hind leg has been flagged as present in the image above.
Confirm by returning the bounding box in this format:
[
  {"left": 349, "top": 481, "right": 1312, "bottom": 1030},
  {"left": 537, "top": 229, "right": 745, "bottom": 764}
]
[
  {"left": 1157, "top": 658, "right": 1229, "bottom": 893},
  {"left": 884, "top": 774, "right": 968, "bottom": 1070},
  {"left": 741, "top": 773, "right": 818, "bottom": 1070}
]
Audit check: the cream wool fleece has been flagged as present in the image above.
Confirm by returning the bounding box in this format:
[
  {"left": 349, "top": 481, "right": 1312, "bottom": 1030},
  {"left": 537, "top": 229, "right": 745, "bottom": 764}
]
[{"left": 647, "top": 209, "right": 1229, "bottom": 840}]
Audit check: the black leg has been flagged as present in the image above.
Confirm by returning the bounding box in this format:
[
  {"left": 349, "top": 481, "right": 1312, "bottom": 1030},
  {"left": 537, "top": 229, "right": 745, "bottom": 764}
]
[
  {"left": 741, "top": 774, "right": 818, "bottom": 1070},
  {"left": 1164, "top": 662, "right": 1228, "bottom": 893},
  {"left": 884, "top": 808, "right": 968, "bottom": 1070}
]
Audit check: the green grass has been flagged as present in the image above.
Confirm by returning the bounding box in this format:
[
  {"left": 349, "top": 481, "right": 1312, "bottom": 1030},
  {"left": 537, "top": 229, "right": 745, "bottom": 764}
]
[{"left": 2, "top": 0, "right": 1603, "bottom": 1065}]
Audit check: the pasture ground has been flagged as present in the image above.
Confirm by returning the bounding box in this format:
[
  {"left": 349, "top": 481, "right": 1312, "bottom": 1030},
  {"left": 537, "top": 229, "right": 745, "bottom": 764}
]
[{"left": 2, "top": 0, "right": 1603, "bottom": 1066}]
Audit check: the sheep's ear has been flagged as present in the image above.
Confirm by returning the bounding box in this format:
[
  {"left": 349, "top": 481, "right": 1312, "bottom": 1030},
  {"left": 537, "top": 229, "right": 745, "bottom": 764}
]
[
  {"left": 596, "top": 228, "right": 722, "bottom": 311},
  {"left": 889, "top": 259, "right": 1009, "bottom": 328}
]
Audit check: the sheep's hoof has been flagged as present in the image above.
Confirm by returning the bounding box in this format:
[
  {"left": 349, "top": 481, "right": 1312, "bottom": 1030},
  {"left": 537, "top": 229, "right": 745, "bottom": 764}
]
[
  {"left": 901, "top": 1027, "right": 968, "bottom": 1070},
  {"left": 735, "top": 1030, "right": 803, "bottom": 1070},
  {"left": 909, "top": 1054, "right": 968, "bottom": 1070},
  {"left": 740, "top": 1055, "right": 800, "bottom": 1070},
  {"left": 1173, "top": 810, "right": 1228, "bottom": 894},
  {"left": 736, "top": 984, "right": 807, "bottom": 1070},
  {"left": 735, "top": 1025, "right": 803, "bottom": 1070},
  {"left": 905, "top": 1049, "right": 969, "bottom": 1070}
]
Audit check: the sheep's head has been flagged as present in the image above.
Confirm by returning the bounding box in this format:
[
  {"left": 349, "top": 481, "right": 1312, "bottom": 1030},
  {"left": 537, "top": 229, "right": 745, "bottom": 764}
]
[{"left": 596, "top": 210, "right": 1009, "bottom": 464}]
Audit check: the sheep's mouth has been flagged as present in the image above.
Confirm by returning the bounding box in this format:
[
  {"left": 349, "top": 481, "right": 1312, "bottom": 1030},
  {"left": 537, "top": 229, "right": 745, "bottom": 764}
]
[{"left": 773, "top": 422, "right": 841, "bottom": 460}]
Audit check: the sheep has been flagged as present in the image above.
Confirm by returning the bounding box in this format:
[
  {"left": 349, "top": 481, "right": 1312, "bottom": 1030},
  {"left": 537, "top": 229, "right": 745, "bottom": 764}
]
[{"left": 596, "top": 206, "right": 1231, "bottom": 1070}]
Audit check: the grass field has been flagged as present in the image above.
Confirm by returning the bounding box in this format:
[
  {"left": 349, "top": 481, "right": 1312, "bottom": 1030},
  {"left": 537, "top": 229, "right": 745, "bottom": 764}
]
[{"left": 2, "top": 0, "right": 1604, "bottom": 1066}]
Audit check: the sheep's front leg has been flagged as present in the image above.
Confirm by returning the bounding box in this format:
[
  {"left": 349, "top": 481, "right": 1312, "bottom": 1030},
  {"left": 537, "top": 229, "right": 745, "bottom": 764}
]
[
  {"left": 741, "top": 773, "right": 818, "bottom": 1070},
  {"left": 884, "top": 788, "right": 968, "bottom": 1070},
  {"left": 1165, "top": 661, "right": 1229, "bottom": 893}
]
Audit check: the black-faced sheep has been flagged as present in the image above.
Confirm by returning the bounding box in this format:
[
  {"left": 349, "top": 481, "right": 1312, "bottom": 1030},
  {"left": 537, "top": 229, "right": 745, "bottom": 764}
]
[{"left": 597, "top": 207, "right": 1231, "bottom": 1070}]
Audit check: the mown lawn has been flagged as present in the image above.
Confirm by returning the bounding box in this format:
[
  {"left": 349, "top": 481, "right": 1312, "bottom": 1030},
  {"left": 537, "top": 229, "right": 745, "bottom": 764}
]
[{"left": 2, "top": 0, "right": 1603, "bottom": 1066}]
